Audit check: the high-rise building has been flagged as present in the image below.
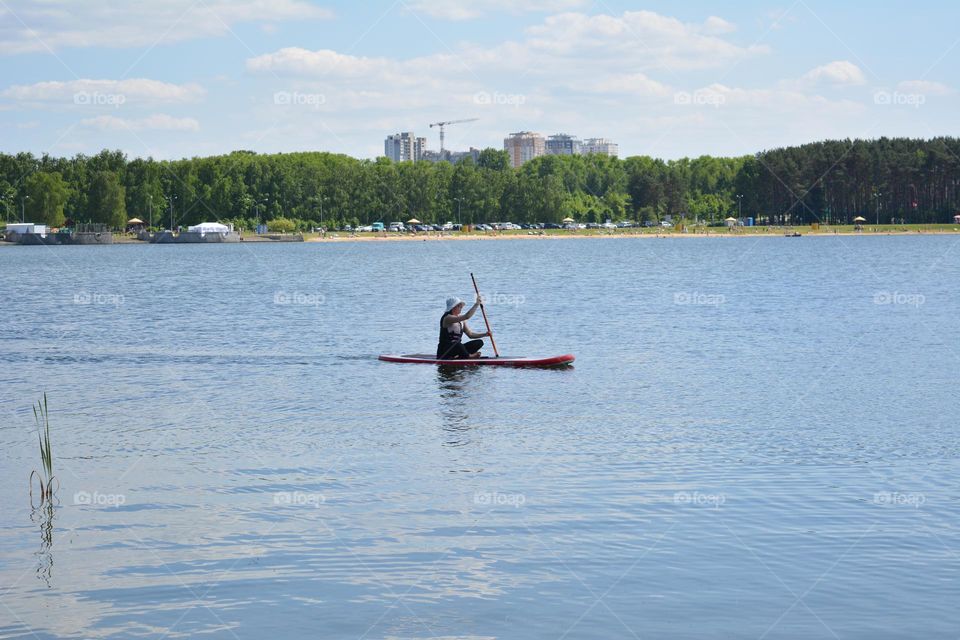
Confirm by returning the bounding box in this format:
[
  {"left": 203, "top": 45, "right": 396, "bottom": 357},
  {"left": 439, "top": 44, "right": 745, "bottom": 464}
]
[
  {"left": 384, "top": 132, "right": 424, "bottom": 162},
  {"left": 581, "top": 138, "right": 619, "bottom": 157},
  {"left": 545, "top": 133, "right": 582, "bottom": 156},
  {"left": 503, "top": 131, "right": 545, "bottom": 167}
]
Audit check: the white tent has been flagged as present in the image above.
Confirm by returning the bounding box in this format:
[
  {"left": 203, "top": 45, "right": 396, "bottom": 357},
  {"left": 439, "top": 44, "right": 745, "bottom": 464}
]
[{"left": 188, "top": 222, "right": 230, "bottom": 234}]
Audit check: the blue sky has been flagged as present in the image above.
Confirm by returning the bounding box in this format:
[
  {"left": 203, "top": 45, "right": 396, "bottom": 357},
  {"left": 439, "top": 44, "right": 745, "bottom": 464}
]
[{"left": 1, "top": 0, "right": 958, "bottom": 160}]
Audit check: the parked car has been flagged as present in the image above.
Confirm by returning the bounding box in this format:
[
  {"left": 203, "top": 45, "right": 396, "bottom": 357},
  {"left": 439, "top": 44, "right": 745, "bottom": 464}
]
[
  {"left": 660, "top": 220, "right": 673, "bottom": 228},
  {"left": 544, "top": 223, "right": 561, "bottom": 229},
  {"left": 476, "top": 223, "right": 491, "bottom": 231},
  {"left": 388, "top": 222, "right": 405, "bottom": 232},
  {"left": 586, "top": 222, "right": 600, "bottom": 229},
  {"left": 601, "top": 222, "right": 617, "bottom": 229},
  {"left": 371, "top": 222, "right": 385, "bottom": 232},
  {"left": 357, "top": 225, "right": 373, "bottom": 232},
  {"left": 441, "top": 222, "right": 454, "bottom": 231}
]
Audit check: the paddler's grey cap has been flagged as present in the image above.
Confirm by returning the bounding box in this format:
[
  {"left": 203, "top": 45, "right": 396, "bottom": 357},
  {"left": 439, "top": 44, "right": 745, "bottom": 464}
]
[{"left": 445, "top": 297, "right": 463, "bottom": 312}]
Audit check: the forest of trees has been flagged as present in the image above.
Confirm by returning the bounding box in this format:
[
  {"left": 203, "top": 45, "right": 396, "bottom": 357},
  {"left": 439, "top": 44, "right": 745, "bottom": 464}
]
[{"left": 2, "top": 137, "right": 959, "bottom": 231}]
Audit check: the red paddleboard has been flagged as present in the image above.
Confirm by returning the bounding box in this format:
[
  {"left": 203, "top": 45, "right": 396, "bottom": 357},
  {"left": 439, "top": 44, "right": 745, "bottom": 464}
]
[{"left": 378, "top": 353, "right": 575, "bottom": 367}]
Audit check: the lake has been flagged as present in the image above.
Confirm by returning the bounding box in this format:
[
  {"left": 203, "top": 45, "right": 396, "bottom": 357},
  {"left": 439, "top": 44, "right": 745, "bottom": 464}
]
[{"left": 1, "top": 236, "right": 958, "bottom": 639}]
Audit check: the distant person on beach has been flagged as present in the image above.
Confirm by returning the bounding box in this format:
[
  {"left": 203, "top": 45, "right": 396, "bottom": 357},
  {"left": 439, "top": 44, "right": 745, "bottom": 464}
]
[{"left": 437, "top": 295, "right": 490, "bottom": 359}]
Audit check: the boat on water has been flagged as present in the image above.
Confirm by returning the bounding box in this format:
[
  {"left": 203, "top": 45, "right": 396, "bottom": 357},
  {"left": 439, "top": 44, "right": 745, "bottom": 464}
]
[{"left": 379, "top": 353, "right": 575, "bottom": 367}]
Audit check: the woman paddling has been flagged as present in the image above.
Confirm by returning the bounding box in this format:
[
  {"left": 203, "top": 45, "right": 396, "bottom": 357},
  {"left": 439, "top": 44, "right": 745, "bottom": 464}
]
[{"left": 438, "top": 295, "right": 491, "bottom": 359}]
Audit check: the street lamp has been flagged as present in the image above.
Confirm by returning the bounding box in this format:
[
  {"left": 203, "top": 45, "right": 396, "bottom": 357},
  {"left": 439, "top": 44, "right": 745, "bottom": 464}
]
[
  {"left": 148, "top": 195, "right": 153, "bottom": 229},
  {"left": 167, "top": 194, "right": 178, "bottom": 231},
  {"left": 736, "top": 194, "right": 743, "bottom": 223},
  {"left": 454, "top": 197, "right": 464, "bottom": 225},
  {"left": 873, "top": 191, "right": 882, "bottom": 226},
  {"left": 318, "top": 195, "right": 327, "bottom": 230},
  {"left": 909, "top": 183, "right": 918, "bottom": 223},
  {"left": 21, "top": 195, "right": 29, "bottom": 223}
]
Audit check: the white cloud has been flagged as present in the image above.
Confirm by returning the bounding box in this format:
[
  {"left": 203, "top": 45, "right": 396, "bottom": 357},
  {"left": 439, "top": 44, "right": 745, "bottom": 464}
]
[
  {"left": 248, "top": 10, "right": 763, "bottom": 90},
  {"left": 799, "top": 60, "right": 867, "bottom": 87},
  {"left": 896, "top": 80, "right": 953, "bottom": 96},
  {"left": 2, "top": 78, "right": 205, "bottom": 104},
  {"left": 247, "top": 48, "right": 386, "bottom": 78},
  {"left": 703, "top": 16, "right": 736, "bottom": 35},
  {"left": 80, "top": 114, "right": 200, "bottom": 132},
  {"left": 582, "top": 73, "right": 673, "bottom": 97},
  {"left": 696, "top": 83, "right": 863, "bottom": 112},
  {"left": 0, "top": 0, "right": 332, "bottom": 54},
  {"left": 522, "top": 11, "right": 766, "bottom": 71},
  {"left": 406, "top": 0, "right": 588, "bottom": 20}
]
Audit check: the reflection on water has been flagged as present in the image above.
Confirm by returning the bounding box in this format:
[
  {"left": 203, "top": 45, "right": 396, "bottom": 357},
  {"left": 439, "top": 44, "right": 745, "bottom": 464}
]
[
  {"left": 31, "top": 501, "right": 55, "bottom": 587},
  {"left": 436, "top": 365, "right": 480, "bottom": 448}
]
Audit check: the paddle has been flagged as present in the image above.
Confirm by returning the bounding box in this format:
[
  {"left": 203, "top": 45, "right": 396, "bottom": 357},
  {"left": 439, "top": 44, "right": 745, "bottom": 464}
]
[{"left": 470, "top": 273, "right": 500, "bottom": 357}]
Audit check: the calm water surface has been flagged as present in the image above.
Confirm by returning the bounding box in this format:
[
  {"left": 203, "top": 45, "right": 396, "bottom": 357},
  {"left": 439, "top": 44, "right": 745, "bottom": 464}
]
[{"left": 1, "top": 236, "right": 958, "bottom": 639}]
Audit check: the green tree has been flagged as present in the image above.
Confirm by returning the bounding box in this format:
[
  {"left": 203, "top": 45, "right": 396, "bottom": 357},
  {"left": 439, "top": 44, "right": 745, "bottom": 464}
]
[
  {"left": 24, "top": 172, "right": 69, "bottom": 227},
  {"left": 87, "top": 171, "right": 127, "bottom": 227},
  {"left": 267, "top": 216, "right": 296, "bottom": 232},
  {"left": 477, "top": 148, "right": 510, "bottom": 171}
]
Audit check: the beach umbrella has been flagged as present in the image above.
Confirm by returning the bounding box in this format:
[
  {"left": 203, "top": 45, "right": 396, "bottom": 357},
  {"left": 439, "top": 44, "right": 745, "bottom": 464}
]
[
  {"left": 127, "top": 218, "right": 145, "bottom": 224},
  {"left": 853, "top": 216, "right": 866, "bottom": 222},
  {"left": 562, "top": 217, "right": 575, "bottom": 223},
  {"left": 407, "top": 218, "right": 421, "bottom": 224},
  {"left": 724, "top": 217, "right": 737, "bottom": 222}
]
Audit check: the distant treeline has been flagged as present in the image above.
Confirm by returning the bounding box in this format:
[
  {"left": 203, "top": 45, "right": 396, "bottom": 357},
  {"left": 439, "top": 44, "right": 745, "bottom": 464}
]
[{"left": 2, "top": 137, "right": 959, "bottom": 230}]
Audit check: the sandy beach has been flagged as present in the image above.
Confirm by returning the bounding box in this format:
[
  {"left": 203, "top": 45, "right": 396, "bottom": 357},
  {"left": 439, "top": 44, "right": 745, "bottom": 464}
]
[{"left": 302, "top": 228, "right": 960, "bottom": 242}]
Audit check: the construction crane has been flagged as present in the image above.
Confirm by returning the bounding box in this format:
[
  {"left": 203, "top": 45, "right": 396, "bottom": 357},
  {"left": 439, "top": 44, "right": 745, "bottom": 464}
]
[{"left": 429, "top": 118, "right": 478, "bottom": 155}]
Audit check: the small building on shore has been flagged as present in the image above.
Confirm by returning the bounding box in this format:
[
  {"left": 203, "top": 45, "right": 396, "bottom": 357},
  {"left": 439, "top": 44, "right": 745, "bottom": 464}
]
[{"left": 5, "top": 223, "right": 48, "bottom": 236}]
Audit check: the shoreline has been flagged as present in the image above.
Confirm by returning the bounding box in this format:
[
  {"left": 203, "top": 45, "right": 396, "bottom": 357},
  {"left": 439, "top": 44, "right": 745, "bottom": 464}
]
[
  {"left": 3, "top": 227, "right": 959, "bottom": 246},
  {"left": 302, "top": 228, "right": 960, "bottom": 242}
]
